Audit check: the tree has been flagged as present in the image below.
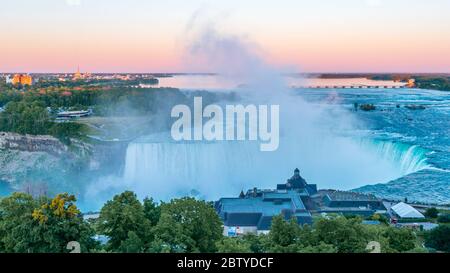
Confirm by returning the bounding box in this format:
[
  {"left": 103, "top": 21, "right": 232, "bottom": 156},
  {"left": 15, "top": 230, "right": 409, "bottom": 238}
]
[
  {"left": 49, "top": 122, "right": 86, "bottom": 145},
  {"left": 424, "top": 207, "right": 439, "bottom": 219},
  {"left": 368, "top": 213, "right": 388, "bottom": 225},
  {"left": 153, "top": 198, "right": 222, "bottom": 253},
  {"left": 313, "top": 216, "right": 372, "bottom": 253},
  {"left": 0, "top": 101, "right": 51, "bottom": 135},
  {"left": 143, "top": 197, "right": 161, "bottom": 227},
  {"left": 242, "top": 233, "right": 269, "bottom": 253},
  {"left": 0, "top": 193, "right": 40, "bottom": 252},
  {"left": 425, "top": 225, "right": 450, "bottom": 252},
  {"left": 297, "top": 242, "right": 337, "bottom": 253},
  {"left": 297, "top": 224, "right": 318, "bottom": 247},
  {"left": 437, "top": 214, "right": 450, "bottom": 224},
  {"left": 30, "top": 193, "right": 97, "bottom": 253},
  {"left": 268, "top": 215, "right": 300, "bottom": 252},
  {"left": 383, "top": 227, "right": 416, "bottom": 252},
  {"left": 216, "top": 237, "right": 251, "bottom": 253},
  {"left": 149, "top": 213, "right": 190, "bottom": 253},
  {"left": 97, "top": 191, "right": 151, "bottom": 251},
  {"left": 0, "top": 192, "right": 96, "bottom": 253},
  {"left": 119, "top": 231, "right": 144, "bottom": 253}
]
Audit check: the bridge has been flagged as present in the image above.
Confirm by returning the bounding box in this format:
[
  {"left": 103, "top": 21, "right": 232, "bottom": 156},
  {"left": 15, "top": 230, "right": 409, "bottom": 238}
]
[{"left": 293, "top": 85, "right": 407, "bottom": 89}]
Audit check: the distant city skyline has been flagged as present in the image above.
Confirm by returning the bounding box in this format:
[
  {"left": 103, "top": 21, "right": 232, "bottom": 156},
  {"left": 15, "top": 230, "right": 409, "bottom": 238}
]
[{"left": 1, "top": 0, "right": 449, "bottom": 73}]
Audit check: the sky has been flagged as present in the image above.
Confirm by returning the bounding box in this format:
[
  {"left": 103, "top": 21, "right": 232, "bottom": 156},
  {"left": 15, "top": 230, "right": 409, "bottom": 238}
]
[{"left": 0, "top": 0, "right": 449, "bottom": 73}]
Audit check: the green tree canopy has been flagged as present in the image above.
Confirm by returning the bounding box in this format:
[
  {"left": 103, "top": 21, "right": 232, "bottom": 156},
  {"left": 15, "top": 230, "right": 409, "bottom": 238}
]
[
  {"left": 425, "top": 225, "right": 450, "bottom": 252},
  {"left": 437, "top": 214, "right": 450, "bottom": 224},
  {"left": 143, "top": 197, "right": 161, "bottom": 227},
  {"left": 216, "top": 237, "right": 252, "bottom": 253},
  {"left": 153, "top": 197, "right": 222, "bottom": 253},
  {"left": 382, "top": 227, "right": 416, "bottom": 252},
  {"left": 313, "top": 216, "right": 372, "bottom": 253},
  {"left": 0, "top": 192, "right": 96, "bottom": 253},
  {"left": 424, "top": 207, "right": 439, "bottom": 219},
  {"left": 268, "top": 215, "right": 301, "bottom": 252},
  {"left": 0, "top": 101, "right": 50, "bottom": 135},
  {"left": 97, "top": 191, "right": 152, "bottom": 252}
]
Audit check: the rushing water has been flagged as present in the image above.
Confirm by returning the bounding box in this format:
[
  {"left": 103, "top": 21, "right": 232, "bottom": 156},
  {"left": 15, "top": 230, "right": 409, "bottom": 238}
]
[
  {"left": 116, "top": 77, "right": 450, "bottom": 205},
  {"left": 297, "top": 87, "right": 450, "bottom": 204},
  {"left": 3, "top": 76, "right": 449, "bottom": 210},
  {"left": 121, "top": 136, "right": 431, "bottom": 202}
]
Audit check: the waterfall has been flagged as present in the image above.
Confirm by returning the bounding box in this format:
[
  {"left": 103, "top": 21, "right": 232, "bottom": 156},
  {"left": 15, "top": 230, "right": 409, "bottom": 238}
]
[
  {"left": 364, "top": 140, "right": 430, "bottom": 175},
  {"left": 121, "top": 134, "right": 430, "bottom": 201}
]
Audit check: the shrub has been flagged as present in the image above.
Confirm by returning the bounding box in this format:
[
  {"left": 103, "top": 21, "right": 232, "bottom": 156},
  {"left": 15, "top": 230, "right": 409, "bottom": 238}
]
[{"left": 424, "top": 208, "right": 439, "bottom": 219}]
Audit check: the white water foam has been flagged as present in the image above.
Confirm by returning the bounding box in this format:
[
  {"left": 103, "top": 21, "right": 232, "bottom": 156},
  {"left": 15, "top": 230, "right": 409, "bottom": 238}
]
[{"left": 120, "top": 136, "right": 430, "bottom": 201}]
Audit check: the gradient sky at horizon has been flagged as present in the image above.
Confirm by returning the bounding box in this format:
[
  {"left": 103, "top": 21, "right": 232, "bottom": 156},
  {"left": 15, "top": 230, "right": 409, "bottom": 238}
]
[{"left": 1, "top": 0, "right": 449, "bottom": 73}]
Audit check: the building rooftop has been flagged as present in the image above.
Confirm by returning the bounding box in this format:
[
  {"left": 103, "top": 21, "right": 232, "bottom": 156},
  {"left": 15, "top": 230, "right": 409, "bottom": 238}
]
[
  {"left": 219, "top": 197, "right": 295, "bottom": 216},
  {"left": 215, "top": 168, "right": 386, "bottom": 234},
  {"left": 391, "top": 202, "right": 425, "bottom": 219},
  {"left": 319, "top": 189, "right": 379, "bottom": 201}
]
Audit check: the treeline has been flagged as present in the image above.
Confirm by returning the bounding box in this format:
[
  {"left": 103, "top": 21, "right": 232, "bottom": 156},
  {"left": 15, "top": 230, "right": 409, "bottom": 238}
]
[
  {"left": 0, "top": 84, "right": 238, "bottom": 138},
  {"left": 0, "top": 87, "right": 185, "bottom": 114},
  {"left": 414, "top": 77, "right": 450, "bottom": 92},
  {"left": 0, "top": 101, "right": 86, "bottom": 144},
  {"left": 365, "top": 74, "right": 450, "bottom": 91},
  {"left": 34, "top": 78, "right": 158, "bottom": 89},
  {"left": 1, "top": 191, "right": 448, "bottom": 253},
  {"left": 0, "top": 84, "right": 238, "bottom": 117}
]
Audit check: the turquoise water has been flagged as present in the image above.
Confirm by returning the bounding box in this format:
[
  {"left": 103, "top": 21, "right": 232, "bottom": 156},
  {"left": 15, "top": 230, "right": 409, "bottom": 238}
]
[
  {"left": 296, "top": 87, "right": 449, "bottom": 204},
  {"left": 296, "top": 88, "right": 449, "bottom": 171},
  {"left": 80, "top": 86, "right": 449, "bottom": 211},
  {"left": 1, "top": 83, "right": 448, "bottom": 210},
  {"left": 89, "top": 86, "right": 448, "bottom": 211},
  {"left": 0, "top": 181, "right": 12, "bottom": 196}
]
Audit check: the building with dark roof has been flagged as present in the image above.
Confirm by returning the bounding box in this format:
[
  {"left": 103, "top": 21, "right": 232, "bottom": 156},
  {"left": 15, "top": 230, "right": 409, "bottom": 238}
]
[
  {"left": 215, "top": 169, "right": 387, "bottom": 236},
  {"left": 312, "top": 189, "right": 387, "bottom": 217}
]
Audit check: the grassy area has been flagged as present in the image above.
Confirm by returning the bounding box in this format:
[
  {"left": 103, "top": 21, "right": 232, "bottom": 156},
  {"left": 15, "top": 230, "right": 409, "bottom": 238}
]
[{"left": 75, "top": 116, "right": 157, "bottom": 141}]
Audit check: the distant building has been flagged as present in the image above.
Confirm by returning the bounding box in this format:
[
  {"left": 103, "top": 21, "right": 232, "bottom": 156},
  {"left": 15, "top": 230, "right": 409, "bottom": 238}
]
[
  {"left": 215, "top": 169, "right": 387, "bottom": 236},
  {"left": 406, "top": 79, "right": 416, "bottom": 88},
  {"left": 57, "top": 110, "right": 92, "bottom": 119},
  {"left": 390, "top": 202, "right": 425, "bottom": 220},
  {"left": 5, "top": 75, "right": 13, "bottom": 84},
  {"left": 73, "top": 66, "right": 89, "bottom": 80},
  {"left": 396, "top": 222, "right": 438, "bottom": 231},
  {"left": 11, "top": 74, "right": 33, "bottom": 86}
]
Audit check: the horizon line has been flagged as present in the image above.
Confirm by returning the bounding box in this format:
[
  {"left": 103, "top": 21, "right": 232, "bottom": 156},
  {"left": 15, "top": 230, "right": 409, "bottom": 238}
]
[{"left": 1, "top": 71, "right": 450, "bottom": 75}]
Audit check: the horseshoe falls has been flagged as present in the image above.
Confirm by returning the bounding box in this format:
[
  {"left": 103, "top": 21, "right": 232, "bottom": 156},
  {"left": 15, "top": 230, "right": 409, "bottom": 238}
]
[
  {"left": 122, "top": 136, "right": 430, "bottom": 201},
  {"left": 81, "top": 86, "right": 450, "bottom": 210}
]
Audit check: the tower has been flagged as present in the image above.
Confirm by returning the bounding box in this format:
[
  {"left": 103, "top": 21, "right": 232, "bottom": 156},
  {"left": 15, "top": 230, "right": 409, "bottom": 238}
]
[
  {"left": 286, "top": 168, "right": 307, "bottom": 189},
  {"left": 73, "top": 65, "right": 82, "bottom": 80},
  {"left": 239, "top": 190, "right": 245, "bottom": 198}
]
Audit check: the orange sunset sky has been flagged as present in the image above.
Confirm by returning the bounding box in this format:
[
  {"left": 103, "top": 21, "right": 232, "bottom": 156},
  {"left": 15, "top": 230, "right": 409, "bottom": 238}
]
[{"left": 1, "top": 0, "right": 449, "bottom": 73}]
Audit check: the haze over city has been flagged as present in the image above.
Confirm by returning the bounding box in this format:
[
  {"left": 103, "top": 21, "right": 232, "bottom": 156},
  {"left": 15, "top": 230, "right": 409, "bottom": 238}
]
[{"left": 1, "top": 0, "right": 449, "bottom": 73}]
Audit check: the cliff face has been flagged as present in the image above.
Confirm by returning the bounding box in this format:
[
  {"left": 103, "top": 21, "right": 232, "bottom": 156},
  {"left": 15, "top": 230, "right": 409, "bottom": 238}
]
[
  {"left": 0, "top": 132, "right": 128, "bottom": 193},
  {"left": 0, "top": 132, "right": 68, "bottom": 157}
]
